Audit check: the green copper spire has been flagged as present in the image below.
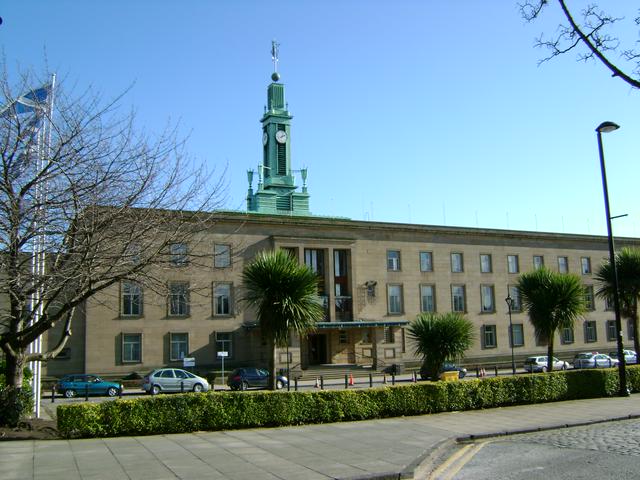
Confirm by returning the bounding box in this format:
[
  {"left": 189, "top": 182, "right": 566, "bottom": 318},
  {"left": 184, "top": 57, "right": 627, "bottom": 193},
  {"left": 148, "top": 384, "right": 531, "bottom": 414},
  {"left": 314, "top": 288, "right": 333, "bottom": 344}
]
[{"left": 247, "top": 41, "right": 310, "bottom": 216}]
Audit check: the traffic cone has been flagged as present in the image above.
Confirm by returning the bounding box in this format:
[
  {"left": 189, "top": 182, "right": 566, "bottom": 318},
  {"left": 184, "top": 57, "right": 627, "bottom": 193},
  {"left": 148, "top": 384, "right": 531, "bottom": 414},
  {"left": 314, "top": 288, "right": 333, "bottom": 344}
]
[
  {"left": 348, "top": 373, "right": 354, "bottom": 386},
  {"left": 314, "top": 377, "right": 320, "bottom": 388}
]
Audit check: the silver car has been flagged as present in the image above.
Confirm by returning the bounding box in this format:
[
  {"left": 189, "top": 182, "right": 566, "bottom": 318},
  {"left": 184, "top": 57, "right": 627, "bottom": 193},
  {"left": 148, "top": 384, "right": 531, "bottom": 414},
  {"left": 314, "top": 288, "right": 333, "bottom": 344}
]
[
  {"left": 523, "top": 356, "right": 570, "bottom": 373},
  {"left": 573, "top": 352, "right": 619, "bottom": 369},
  {"left": 609, "top": 349, "right": 638, "bottom": 365},
  {"left": 142, "top": 368, "right": 210, "bottom": 394}
]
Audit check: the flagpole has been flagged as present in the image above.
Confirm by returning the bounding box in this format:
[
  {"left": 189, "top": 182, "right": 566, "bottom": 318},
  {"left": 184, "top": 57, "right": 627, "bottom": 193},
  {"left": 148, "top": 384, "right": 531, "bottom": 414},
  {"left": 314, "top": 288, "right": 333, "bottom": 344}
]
[{"left": 29, "top": 73, "right": 55, "bottom": 418}]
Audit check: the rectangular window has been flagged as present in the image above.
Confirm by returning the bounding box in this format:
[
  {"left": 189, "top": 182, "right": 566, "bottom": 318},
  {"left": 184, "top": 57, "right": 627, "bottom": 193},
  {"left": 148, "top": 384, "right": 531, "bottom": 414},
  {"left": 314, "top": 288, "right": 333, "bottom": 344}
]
[
  {"left": 214, "top": 283, "right": 232, "bottom": 316},
  {"left": 384, "top": 326, "right": 395, "bottom": 344},
  {"left": 169, "top": 282, "right": 189, "bottom": 316},
  {"left": 511, "top": 324, "right": 524, "bottom": 347},
  {"left": 387, "top": 250, "right": 401, "bottom": 271},
  {"left": 558, "top": 256, "right": 569, "bottom": 273},
  {"left": 581, "top": 257, "right": 592, "bottom": 274},
  {"left": 387, "top": 284, "right": 403, "bottom": 314},
  {"left": 606, "top": 320, "right": 617, "bottom": 341},
  {"left": 507, "top": 255, "right": 519, "bottom": 274},
  {"left": 451, "top": 252, "right": 464, "bottom": 273},
  {"left": 304, "top": 249, "right": 325, "bottom": 274},
  {"left": 507, "top": 285, "right": 522, "bottom": 312},
  {"left": 170, "top": 243, "right": 188, "bottom": 266},
  {"left": 561, "top": 327, "right": 574, "bottom": 344},
  {"left": 214, "top": 244, "right": 231, "bottom": 268},
  {"left": 122, "top": 282, "right": 142, "bottom": 316},
  {"left": 215, "top": 332, "right": 232, "bottom": 357},
  {"left": 170, "top": 333, "right": 189, "bottom": 361},
  {"left": 362, "top": 329, "right": 371, "bottom": 344},
  {"left": 584, "top": 285, "right": 595, "bottom": 311},
  {"left": 420, "top": 284, "right": 436, "bottom": 312},
  {"left": 419, "top": 251, "right": 433, "bottom": 272},
  {"left": 480, "top": 284, "right": 495, "bottom": 313},
  {"left": 628, "top": 320, "right": 635, "bottom": 341},
  {"left": 122, "top": 333, "right": 142, "bottom": 363},
  {"left": 451, "top": 284, "right": 466, "bottom": 313},
  {"left": 482, "top": 325, "right": 497, "bottom": 348},
  {"left": 533, "top": 255, "right": 544, "bottom": 270},
  {"left": 605, "top": 296, "right": 614, "bottom": 311},
  {"left": 339, "top": 330, "right": 348, "bottom": 344},
  {"left": 480, "top": 254, "right": 492, "bottom": 273},
  {"left": 584, "top": 321, "right": 597, "bottom": 343}
]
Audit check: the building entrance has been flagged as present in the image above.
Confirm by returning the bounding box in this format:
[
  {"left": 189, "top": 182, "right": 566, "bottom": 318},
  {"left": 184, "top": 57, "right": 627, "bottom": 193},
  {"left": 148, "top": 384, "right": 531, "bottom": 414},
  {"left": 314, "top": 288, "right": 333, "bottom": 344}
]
[{"left": 307, "top": 334, "right": 327, "bottom": 365}]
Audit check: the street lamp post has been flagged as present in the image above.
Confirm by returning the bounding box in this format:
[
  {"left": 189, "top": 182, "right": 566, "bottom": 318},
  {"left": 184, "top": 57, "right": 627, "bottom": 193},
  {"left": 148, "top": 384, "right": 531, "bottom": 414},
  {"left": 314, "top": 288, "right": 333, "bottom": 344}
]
[
  {"left": 596, "top": 121, "right": 628, "bottom": 397},
  {"left": 505, "top": 295, "right": 516, "bottom": 375}
]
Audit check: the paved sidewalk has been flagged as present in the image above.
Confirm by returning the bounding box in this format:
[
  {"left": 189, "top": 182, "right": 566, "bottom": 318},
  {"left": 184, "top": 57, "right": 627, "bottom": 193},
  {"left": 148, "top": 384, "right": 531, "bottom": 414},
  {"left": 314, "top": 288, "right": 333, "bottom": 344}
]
[{"left": 2, "top": 395, "right": 640, "bottom": 480}]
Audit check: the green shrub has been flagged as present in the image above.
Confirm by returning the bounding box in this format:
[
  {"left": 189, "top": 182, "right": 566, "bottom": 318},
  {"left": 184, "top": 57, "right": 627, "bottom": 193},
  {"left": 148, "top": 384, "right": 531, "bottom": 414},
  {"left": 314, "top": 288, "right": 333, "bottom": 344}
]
[{"left": 57, "top": 365, "right": 640, "bottom": 439}]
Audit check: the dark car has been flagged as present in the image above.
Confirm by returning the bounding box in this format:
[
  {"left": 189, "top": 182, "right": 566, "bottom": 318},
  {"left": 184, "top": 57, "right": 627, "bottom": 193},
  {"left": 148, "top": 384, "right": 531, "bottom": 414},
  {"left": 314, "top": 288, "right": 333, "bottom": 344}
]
[
  {"left": 56, "top": 374, "right": 122, "bottom": 398},
  {"left": 227, "top": 367, "right": 288, "bottom": 390},
  {"left": 420, "top": 362, "right": 467, "bottom": 380}
]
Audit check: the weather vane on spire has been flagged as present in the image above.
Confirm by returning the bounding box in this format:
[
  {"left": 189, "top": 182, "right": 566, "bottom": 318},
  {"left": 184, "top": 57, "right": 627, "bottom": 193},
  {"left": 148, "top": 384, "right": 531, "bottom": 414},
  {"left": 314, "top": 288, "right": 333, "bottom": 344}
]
[{"left": 271, "top": 40, "right": 281, "bottom": 82}]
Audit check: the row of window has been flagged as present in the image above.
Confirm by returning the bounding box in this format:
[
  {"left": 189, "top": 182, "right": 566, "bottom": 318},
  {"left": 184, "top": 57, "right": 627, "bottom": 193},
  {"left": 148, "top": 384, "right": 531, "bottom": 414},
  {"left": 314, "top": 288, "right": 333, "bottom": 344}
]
[
  {"left": 389, "top": 251, "right": 593, "bottom": 275},
  {"left": 122, "top": 282, "right": 233, "bottom": 317},
  {"left": 386, "top": 283, "right": 598, "bottom": 315},
  {"left": 162, "top": 243, "right": 231, "bottom": 268},
  {"left": 122, "top": 331, "right": 233, "bottom": 363}
]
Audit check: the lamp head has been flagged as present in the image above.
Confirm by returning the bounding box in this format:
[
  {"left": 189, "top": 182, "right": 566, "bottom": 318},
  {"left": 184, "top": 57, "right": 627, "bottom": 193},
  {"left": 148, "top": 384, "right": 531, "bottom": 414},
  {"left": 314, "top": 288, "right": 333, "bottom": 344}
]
[{"left": 596, "top": 121, "right": 620, "bottom": 133}]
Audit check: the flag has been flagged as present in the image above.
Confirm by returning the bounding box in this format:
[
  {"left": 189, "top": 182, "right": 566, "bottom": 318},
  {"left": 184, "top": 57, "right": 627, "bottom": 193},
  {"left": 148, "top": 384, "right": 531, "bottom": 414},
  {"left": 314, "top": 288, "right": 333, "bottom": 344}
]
[{"left": 0, "top": 83, "right": 52, "bottom": 117}]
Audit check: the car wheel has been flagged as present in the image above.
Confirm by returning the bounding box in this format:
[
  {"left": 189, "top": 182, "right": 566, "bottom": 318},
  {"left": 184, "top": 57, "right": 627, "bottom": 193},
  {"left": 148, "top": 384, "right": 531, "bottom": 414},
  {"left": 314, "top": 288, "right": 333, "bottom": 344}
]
[
  {"left": 241, "top": 381, "right": 249, "bottom": 391},
  {"left": 541, "top": 366, "right": 547, "bottom": 373},
  {"left": 151, "top": 385, "right": 161, "bottom": 395},
  {"left": 276, "top": 379, "right": 284, "bottom": 389},
  {"left": 192, "top": 383, "right": 203, "bottom": 393},
  {"left": 64, "top": 389, "right": 76, "bottom": 398},
  {"left": 106, "top": 387, "right": 118, "bottom": 397}
]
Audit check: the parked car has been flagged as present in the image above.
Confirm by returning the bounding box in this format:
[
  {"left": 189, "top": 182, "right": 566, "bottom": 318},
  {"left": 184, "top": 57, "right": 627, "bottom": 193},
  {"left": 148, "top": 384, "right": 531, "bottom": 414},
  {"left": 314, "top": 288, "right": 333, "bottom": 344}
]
[
  {"left": 573, "top": 352, "right": 619, "bottom": 369},
  {"left": 142, "top": 368, "right": 210, "bottom": 395},
  {"left": 420, "top": 362, "right": 467, "bottom": 380},
  {"left": 523, "top": 356, "right": 570, "bottom": 373},
  {"left": 609, "top": 349, "right": 638, "bottom": 365},
  {"left": 227, "top": 367, "right": 288, "bottom": 390},
  {"left": 56, "top": 374, "right": 122, "bottom": 398}
]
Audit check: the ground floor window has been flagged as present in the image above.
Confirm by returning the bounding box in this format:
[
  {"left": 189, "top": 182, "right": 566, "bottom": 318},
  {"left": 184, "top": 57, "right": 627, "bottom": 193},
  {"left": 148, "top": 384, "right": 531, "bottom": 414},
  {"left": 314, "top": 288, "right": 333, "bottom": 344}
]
[
  {"left": 384, "top": 326, "right": 395, "bottom": 344},
  {"left": 170, "top": 332, "right": 189, "bottom": 361},
  {"left": 215, "top": 332, "right": 232, "bottom": 357},
  {"left": 606, "top": 320, "right": 616, "bottom": 341},
  {"left": 510, "top": 324, "right": 524, "bottom": 347},
  {"left": 628, "top": 320, "right": 636, "bottom": 341},
  {"left": 561, "top": 327, "right": 574, "bottom": 344},
  {"left": 122, "top": 333, "right": 142, "bottom": 363},
  {"left": 584, "top": 321, "right": 597, "bottom": 343},
  {"left": 482, "top": 325, "right": 496, "bottom": 348}
]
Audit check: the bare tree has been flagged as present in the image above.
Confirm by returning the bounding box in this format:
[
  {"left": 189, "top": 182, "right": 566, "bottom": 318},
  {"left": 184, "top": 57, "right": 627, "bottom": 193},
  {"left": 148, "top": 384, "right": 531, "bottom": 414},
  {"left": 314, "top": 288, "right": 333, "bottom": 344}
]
[
  {"left": 0, "top": 66, "right": 225, "bottom": 423},
  {"left": 520, "top": 1, "right": 640, "bottom": 89}
]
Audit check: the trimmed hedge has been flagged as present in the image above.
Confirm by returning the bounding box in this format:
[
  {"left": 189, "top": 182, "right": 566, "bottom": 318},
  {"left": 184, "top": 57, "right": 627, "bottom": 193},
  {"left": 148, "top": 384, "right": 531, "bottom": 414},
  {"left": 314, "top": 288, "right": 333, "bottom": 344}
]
[{"left": 58, "top": 366, "right": 640, "bottom": 438}]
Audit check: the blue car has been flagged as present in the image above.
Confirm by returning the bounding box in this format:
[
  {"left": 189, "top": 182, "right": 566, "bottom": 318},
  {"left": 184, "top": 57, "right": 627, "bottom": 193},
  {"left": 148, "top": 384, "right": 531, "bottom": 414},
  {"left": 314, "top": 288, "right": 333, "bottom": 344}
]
[{"left": 56, "top": 374, "right": 122, "bottom": 398}]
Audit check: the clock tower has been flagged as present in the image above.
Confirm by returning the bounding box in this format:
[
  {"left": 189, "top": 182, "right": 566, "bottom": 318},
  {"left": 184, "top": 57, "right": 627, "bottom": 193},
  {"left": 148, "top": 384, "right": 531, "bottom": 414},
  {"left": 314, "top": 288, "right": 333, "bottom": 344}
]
[{"left": 246, "top": 41, "right": 310, "bottom": 215}]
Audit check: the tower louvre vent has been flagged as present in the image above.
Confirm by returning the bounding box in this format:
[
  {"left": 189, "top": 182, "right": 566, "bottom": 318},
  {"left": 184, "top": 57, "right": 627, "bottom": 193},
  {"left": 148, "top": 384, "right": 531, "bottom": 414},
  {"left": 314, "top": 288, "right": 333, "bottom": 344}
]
[{"left": 276, "top": 195, "right": 292, "bottom": 211}]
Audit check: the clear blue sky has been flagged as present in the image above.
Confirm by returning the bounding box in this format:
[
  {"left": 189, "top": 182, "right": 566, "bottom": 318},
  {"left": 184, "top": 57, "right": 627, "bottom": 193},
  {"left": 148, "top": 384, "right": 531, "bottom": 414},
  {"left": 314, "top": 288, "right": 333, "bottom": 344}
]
[{"left": 3, "top": 1, "right": 640, "bottom": 237}]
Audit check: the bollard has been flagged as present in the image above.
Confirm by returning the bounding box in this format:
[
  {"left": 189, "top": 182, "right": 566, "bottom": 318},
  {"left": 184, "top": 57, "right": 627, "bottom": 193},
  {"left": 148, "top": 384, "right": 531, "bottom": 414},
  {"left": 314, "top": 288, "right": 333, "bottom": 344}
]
[
  {"left": 51, "top": 384, "right": 56, "bottom": 403},
  {"left": 369, "top": 373, "right": 373, "bottom": 388},
  {"left": 476, "top": 366, "right": 480, "bottom": 378},
  {"left": 85, "top": 384, "right": 89, "bottom": 401},
  {"left": 391, "top": 373, "right": 395, "bottom": 385},
  {"left": 494, "top": 366, "right": 498, "bottom": 377},
  {"left": 119, "top": 384, "right": 123, "bottom": 398},
  {"left": 320, "top": 376, "right": 324, "bottom": 390},
  {"left": 413, "top": 371, "right": 417, "bottom": 383},
  {"left": 294, "top": 378, "right": 298, "bottom": 391},
  {"left": 383, "top": 374, "right": 387, "bottom": 384},
  {"left": 181, "top": 381, "right": 184, "bottom": 393},
  {"left": 345, "top": 374, "right": 349, "bottom": 389}
]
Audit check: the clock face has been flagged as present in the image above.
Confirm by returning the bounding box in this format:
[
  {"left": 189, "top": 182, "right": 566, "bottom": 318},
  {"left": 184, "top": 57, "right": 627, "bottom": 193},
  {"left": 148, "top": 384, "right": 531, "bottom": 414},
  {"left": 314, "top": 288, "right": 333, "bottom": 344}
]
[
  {"left": 275, "top": 130, "right": 287, "bottom": 144},
  {"left": 262, "top": 132, "right": 268, "bottom": 146}
]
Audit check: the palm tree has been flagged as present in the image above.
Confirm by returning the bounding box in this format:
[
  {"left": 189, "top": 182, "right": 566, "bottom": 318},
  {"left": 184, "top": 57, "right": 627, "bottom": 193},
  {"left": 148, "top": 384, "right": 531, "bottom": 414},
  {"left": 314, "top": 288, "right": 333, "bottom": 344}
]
[
  {"left": 408, "top": 312, "right": 474, "bottom": 380},
  {"left": 517, "top": 267, "right": 586, "bottom": 371},
  {"left": 595, "top": 247, "right": 640, "bottom": 361},
  {"left": 242, "top": 249, "right": 325, "bottom": 389}
]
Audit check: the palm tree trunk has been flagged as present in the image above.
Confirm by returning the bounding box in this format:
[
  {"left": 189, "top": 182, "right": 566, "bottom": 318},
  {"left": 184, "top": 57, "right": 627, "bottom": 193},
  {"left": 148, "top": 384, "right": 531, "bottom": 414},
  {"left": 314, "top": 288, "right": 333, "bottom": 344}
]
[
  {"left": 547, "top": 332, "right": 555, "bottom": 372},
  {"left": 268, "top": 335, "right": 277, "bottom": 390}
]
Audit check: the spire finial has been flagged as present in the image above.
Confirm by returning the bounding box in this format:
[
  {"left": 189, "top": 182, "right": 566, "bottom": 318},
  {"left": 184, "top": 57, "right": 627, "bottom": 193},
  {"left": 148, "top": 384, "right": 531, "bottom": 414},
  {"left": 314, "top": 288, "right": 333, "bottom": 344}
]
[{"left": 271, "top": 40, "right": 281, "bottom": 82}]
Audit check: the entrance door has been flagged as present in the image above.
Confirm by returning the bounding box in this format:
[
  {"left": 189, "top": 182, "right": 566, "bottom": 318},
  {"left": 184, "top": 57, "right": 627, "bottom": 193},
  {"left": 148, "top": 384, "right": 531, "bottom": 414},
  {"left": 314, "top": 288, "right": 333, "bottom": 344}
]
[{"left": 308, "top": 334, "right": 327, "bottom": 365}]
